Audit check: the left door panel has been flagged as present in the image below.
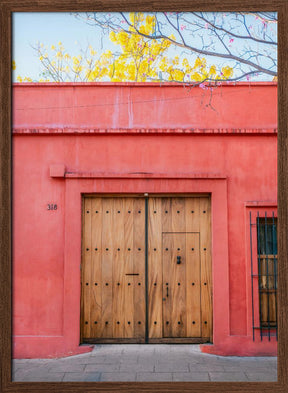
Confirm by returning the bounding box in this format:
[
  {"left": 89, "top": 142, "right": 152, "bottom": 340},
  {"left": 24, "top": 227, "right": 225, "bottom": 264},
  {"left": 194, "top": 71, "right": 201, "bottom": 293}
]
[{"left": 81, "top": 197, "right": 146, "bottom": 342}]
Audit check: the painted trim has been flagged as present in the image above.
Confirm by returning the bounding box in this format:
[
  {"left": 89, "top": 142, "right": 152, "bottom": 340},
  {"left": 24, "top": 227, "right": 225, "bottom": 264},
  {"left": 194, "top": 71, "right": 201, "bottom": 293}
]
[
  {"left": 13, "top": 128, "right": 278, "bottom": 135},
  {"left": 12, "top": 81, "right": 277, "bottom": 87},
  {"left": 245, "top": 201, "right": 277, "bottom": 207},
  {"left": 62, "top": 178, "right": 229, "bottom": 354},
  {"left": 51, "top": 171, "right": 227, "bottom": 180}
]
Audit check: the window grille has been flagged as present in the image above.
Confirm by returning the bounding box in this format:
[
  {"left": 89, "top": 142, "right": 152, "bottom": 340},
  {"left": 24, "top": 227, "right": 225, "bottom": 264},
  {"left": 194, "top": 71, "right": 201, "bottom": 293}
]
[{"left": 250, "top": 211, "right": 277, "bottom": 341}]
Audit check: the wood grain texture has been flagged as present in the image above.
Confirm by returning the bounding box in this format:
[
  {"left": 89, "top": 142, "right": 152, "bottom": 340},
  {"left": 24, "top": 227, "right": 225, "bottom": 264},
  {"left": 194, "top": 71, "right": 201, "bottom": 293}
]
[
  {"left": 185, "top": 197, "right": 201, "bottom": 232},
  {"left": 186, "top": 233, "right": 201, "bottom": 337},
  {"left": 1, "top": 1, "right": 287, "bottom": 392},
  {"left": 148, "top": 337, "right": 210, "bottom": 344},
  {"left": 124, "top": 198, "right": 134, "bottom": 337},
  {"left": 259, "top": 256, "right": 277, "bottom": 326},
  {"left": 100, "top": 198, "right": 113, "bottom": 338},
  {"left": 149, "top": 197, "right": 210, "bottom": 341},
  {"left": 171, "top": 198, "right": 186, "bottom": 232},
  {"left": 82, "top": 197, "right": 146, "bottom": 341},
  {"left": 90, "top": 198, "right": 103, "bottom": 337},
  {"left": 200, "top": 197, "right": 212, "bottom": 339},
  {"left": 148, "top": 197, "right": 163, "bottom": 338},
  {"left": 83, "top": 196, "right": 210, "bottom": 343},
  {"left": 162, "top": 233, "right": 187, "bottom": 337},
  {"left": 112, "top": 198, "right": 125, "bottom": 338},
  {"left": 82, "top": 198, "right": 92, "bottom": 338},
  {"left": 132, "top": 198, "right": 146, "bottom": 338}
]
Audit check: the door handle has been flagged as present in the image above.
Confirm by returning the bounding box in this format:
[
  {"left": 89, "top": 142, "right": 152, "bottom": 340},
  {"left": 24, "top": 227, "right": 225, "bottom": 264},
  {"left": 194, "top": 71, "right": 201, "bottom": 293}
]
[
  {"left": 177, "top": 256, "right": 181, "bottom": 264},
  {"left": 166, "top": 286, "right": 169, "bottom": 298}
]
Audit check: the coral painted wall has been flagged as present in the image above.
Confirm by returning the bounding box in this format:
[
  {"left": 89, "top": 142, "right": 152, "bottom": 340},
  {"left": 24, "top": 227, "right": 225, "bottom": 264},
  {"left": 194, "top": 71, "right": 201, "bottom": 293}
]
[{"left": 12, "top": 82, "right": 277, "bottom": 358}]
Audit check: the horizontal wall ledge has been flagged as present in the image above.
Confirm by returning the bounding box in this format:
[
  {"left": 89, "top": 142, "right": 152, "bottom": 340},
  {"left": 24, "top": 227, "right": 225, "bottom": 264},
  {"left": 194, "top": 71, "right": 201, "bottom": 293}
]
[
  {"left": 54, "top": 171, "right": 227, "bottom": 180},
  {"left": 13, "top": 335, "right": 64, "bottom": 338},
  {"left": 13, "top": 81, "right": 277, "bottom": 87},
  {"left": 13, "top": 128, "right": 277, "bottom": 135},
  {"left": 245, "top": 201, "right": 277, "bottom": 207}
]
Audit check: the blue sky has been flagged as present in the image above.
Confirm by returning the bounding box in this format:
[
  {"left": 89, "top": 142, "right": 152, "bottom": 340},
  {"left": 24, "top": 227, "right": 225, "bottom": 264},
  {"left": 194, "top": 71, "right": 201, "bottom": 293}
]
[
  {"left": 12, "top": 12, "right": 277, "bottom": 82},
  {"left": 12, "top": 13, "right": 114, "bottom": 81}
]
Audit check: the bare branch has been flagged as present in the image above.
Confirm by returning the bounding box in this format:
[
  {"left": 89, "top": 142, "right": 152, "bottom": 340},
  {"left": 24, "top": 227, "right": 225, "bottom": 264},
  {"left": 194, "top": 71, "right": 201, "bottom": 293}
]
[
  {"left": 190, "top": 12, "right": 276, "bottom": 45},
  {"left": 82, "top": 12, "right": 277, "bottom": 77}
]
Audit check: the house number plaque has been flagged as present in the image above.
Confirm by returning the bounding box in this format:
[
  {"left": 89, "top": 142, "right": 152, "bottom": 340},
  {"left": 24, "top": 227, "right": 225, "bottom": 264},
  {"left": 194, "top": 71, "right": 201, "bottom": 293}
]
[{"left": 47, "top": 204, "right": 57, "bottom": 210}]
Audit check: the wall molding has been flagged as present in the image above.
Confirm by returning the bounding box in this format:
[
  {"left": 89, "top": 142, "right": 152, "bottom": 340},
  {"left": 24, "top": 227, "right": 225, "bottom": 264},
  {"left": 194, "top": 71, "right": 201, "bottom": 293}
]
[{"left": 13, "top": 127, "right": 277, "bottom": 135}]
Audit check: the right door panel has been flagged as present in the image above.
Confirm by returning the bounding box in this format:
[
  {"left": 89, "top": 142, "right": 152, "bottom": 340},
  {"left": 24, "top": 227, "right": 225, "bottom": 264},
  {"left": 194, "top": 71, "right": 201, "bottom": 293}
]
[
  {"left": 162, "top": 232, "right": 201, "bottom": 338},
  {"left": 148, "top": 196, "right": 212, "bottom": 342}
]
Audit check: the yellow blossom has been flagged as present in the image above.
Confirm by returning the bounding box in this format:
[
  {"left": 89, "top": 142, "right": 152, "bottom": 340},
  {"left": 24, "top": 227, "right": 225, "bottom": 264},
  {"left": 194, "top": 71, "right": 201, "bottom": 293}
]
[
  {"left": 221, "top": 66, "right": 233, "bottom": 78},
  {"left": 209, "top": 65, "right": 216, "bottom": 75},
  {"left": 17, "top": 13, "right": 236, "bottom": 83}
]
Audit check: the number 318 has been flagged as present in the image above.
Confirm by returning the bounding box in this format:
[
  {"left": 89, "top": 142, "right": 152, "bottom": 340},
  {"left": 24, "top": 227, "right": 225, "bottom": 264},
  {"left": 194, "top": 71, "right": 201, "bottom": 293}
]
[{"left": 47, "top": 204, "right": 57, "bottom": 210}]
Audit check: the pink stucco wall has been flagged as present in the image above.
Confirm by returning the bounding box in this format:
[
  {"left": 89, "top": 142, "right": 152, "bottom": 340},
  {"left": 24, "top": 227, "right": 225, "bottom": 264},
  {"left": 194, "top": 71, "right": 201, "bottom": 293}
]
[{"left": 12, "top": 82, "right": 277, "bottom": 358}]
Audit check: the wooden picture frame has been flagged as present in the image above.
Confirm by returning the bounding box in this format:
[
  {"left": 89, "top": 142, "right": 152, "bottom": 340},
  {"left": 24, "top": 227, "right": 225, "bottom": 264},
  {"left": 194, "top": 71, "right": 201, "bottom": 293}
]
[{"left": 1, "top": 1, "right": 287, "bottom": 392}]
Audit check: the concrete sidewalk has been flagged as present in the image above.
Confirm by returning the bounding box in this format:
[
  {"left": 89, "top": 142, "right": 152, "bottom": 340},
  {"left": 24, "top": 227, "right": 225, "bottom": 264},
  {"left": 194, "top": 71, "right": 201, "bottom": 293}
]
[{"left": 13, "top": 344, "right": 277, "bottom": 382}]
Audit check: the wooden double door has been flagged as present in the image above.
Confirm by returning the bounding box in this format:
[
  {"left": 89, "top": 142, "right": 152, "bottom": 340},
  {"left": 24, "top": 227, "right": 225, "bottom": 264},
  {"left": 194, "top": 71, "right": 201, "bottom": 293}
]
[{"left": 81, "top": 196, "right": 212, "bottom": 343}]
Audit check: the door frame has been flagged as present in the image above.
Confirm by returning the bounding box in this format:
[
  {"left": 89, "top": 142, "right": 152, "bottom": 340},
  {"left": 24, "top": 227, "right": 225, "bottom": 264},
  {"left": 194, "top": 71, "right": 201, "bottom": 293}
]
[{"left": 80, "top": 193, "right": 213, "bottom": 344}]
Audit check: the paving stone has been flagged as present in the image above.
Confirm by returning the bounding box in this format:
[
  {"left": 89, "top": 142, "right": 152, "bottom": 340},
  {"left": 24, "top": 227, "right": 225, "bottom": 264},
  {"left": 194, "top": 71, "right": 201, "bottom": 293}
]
[
  {"left": 13, "top": 361, "right": 52, "bottom": 370},
  {"left": 13, "top": 358, "right": 52, "bottom": 364},
  {"left": 245, "top": 372, "right": 277, "bottom": 382},
  {"left": 48, "top": 364, "right": 86, "bottom": 373},
  {"left": 173, "top": 372, "right": 210, "bottom": 381},
  {"left": 12, "top": 364, "right": 51, "bottom": 380},
  {"left": 251, "top": 357, "right": 277, "bottom": 361},
  {"left": 118, "top": 354, "right": 139, "bottom": 363},
  {"left": 189, "top": 364, "right": 225, "bottom": 372},
  {"left": 119, "top": 361, "right": 154, "bottom": 372},
  {"left": 63, "top": 372, "right": 101, "bottom": 382},
  {"left": 136, "top": 372, "right": 173, "bottom": 382},
  {"left": 199, "top": 358, "right": 236, "bottom": 366},
  {"left": 14, "top": 370, "right": 64, "bottom": 382},
  {"left": 92, "top": 345, "right": 124, "bottom": 355},
  {"left": 100, "top": 372, "right": 136, "bottom": 381},
  {"left": 223, "top": 365, "right": 246, "bottom": 372},
  {"left": 12, "top": 345, "right": 278, "bottom": 383},
  {"left": 209, "top": 371, "right": 248, "bottom": 382},
  {"left": 122, "top": 345, "right": 155, "bottom": 353},
  {"left": 154, "top": 345, "right": 173, "bottom": 354},
  {"left": 239, "top": 358, "right": 276, "bottom": 364},
  {"left": 15, "top": 362, "right": 48, "bottom": 368},
  {"left": 92, "top": 350, "right": 124, "bottom": 356},
  {"left": 162, "top": 354, "right": 202, "bottom": 363},
  {"left": 240, "top": 363, "right": 277, "bottom": 370},
  {"left": 155, "top": 361, "right": 189, "bottom": 372},
  {"left": 55, "top": 356, "right": 93, "bottom": 364},
  {"left": 134, "top": 345, "right": 156, "bottom": 352},
  {"left": 119, "top": 357, "right": 139, "bottom": 364},
  {"left": 137, "top": 357, "right": 156, "bottom": 367},
  {"left": 90, "top": 345, "right": 125, "bottom": 357},
  {"left": 85, "top": 363, "right": 120, "bottom": 372},
  {"left": 81, "top": 356, "right": 121, "bottom": 365}
]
